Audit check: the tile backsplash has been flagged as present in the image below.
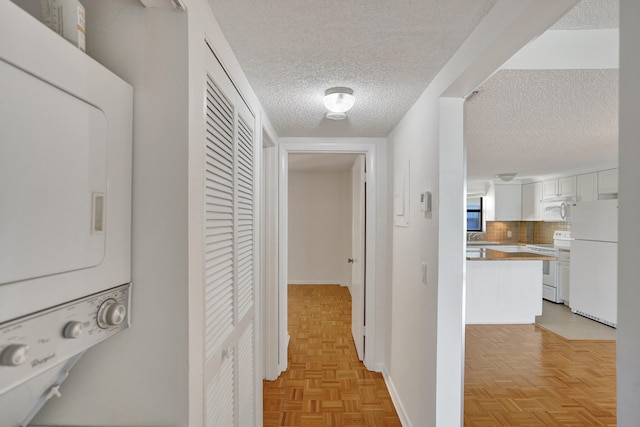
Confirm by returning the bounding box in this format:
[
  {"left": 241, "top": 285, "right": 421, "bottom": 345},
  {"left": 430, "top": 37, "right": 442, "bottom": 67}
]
[
  {"left": 483, "top": 221, "right": 521, "bottom": 244},
  {"left": 528, "top": 221, "right": 570, "bottom": 244},
  {"left": 480, "top": 221, "right": 571, "bottom": 244}
]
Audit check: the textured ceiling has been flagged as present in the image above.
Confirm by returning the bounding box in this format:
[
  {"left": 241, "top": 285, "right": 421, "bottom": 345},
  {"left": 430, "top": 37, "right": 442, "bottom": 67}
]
[
  {"left": 464, "top": 0, "right": 619, "bottom": 182},
  {"left": 552, "top": 0, "right": 619, "bottom": 30},
  {"left": 207, "top": 0, "right": 496, "bottom": 137},
  {"left": 208, "top": 0, "right": 619, "bottom": 178},
  {"left": 465, "top": 69, "right": 618, "bottom": 182}
]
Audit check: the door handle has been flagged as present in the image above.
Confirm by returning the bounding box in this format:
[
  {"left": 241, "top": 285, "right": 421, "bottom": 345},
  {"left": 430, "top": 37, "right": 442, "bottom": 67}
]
[{"left": 347, "top": 258, "right": 354, "bottom": 263}]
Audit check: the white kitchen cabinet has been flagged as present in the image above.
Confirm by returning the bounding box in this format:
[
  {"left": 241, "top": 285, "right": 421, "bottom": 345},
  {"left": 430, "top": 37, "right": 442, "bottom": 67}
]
[
  {"left": 542, "top": 176, "right": 577, "bottom": 199},
  {"left": 598, "top": 168, "right": 618, "bottom": 195},
  {"left": 466, "top": 260, "right": 543, "bottom": 324},
  {"left": 559, "top": 176, "right": 577, "bottom": 197},
  {"left": 522, "top": 182, "right": 542, "bottom": 220},
  {"left": 542, "top": 179, "right": 558, "bottom": 199},
  {"left": 494, "top": 183, "right": 522, "bottom": 221},
  {"left": 577, "top": 173, "right": 598, "bottom": 202}
]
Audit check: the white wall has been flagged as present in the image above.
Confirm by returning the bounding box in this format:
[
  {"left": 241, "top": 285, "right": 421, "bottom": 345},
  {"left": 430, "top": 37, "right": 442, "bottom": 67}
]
[
  {"left": 617, "top": 1, "right": 640, "bottom": 424},
  {"left": 387, "top": 78, "right": 441, "bottom": 427},
  {"left": 288, "top": 170, "right": 352, "bottom": 286},
  {"left": 385, "top": 2, "right": 579, "bottom": 425}
]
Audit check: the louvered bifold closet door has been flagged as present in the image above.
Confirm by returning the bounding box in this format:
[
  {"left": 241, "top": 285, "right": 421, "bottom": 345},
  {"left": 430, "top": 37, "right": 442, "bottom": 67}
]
[
  {"left": 236, "top": 116, "right": 254, "bottom": 320},
  {"left": 204, "top": 44, "right": 257, "bottom": 427},
  {"left": 204, "top": 78, "right": 235, "bottom": 362}
]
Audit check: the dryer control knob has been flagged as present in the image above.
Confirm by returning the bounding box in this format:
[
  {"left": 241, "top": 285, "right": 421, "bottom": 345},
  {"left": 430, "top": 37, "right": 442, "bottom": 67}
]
[
  {"left": 63, "top": 321, "right": 84, "bottom": 338},
  {"left": 1, "top": 344, "right": 30, "bottom": 366},
  {"left": 97, "top": 299, "right": 127, "bottom": 329}
]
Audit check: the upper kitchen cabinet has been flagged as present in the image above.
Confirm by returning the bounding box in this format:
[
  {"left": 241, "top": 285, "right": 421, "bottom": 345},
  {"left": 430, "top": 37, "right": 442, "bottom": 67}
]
[
  {"left": 598, "top": 168, "right": 618, "bottom": 196},
  {"left": 542, "top": 176, "right": 576, "bottom": 200},
  {"left": 522, "top": 182, "right": 542, "bottom": 221},
  {"left": 542, "top": 179, "right": 557, "bottom": 199},
  {"left": 492, "top": 183, "right": 522, "bottom": 221},
  {"left": 577, "top": 173, "right": 598, "bottom": 202}
]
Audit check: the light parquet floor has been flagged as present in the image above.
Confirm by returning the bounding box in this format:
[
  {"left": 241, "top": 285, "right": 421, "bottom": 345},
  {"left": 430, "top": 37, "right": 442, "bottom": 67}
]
[
  {"left": 465, "top": 324, "right": 617, "bottom": 426},
  {"left": 263, "top": 285, "right": 401, "bottom": 427}
]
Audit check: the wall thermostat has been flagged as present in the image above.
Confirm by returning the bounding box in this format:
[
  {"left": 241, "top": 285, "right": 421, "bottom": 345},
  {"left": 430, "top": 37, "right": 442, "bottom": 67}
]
[{"left": 419, "top": 191, "right": 432, "bottom": 213}]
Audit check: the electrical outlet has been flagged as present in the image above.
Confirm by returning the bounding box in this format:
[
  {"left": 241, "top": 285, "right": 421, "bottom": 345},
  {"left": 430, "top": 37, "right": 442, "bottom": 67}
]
[{"left": 507, "top": 230, "right": 512, "bottom": 238}]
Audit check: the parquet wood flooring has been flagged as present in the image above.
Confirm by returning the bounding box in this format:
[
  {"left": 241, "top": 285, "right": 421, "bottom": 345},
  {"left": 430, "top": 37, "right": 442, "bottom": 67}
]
[
  {"left": 263, "top": 285, "right": 402, "bottom": 427},
  {"left": 465, "top": 324, "right": 617, "bottom": 426}
]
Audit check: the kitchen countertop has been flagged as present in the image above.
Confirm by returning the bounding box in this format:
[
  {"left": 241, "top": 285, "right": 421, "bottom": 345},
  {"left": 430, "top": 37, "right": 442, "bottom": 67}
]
[
  {"left": 466, "top": 248, "right": 557, "bottom": 261},
  {"left": 466, "top": 241, "right": 500, "bottom": 246}
]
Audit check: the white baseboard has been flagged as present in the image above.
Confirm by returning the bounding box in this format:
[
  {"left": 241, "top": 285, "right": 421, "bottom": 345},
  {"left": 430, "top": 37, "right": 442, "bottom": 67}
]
[
  {"left": 381, "top": 366, "right": 412, "bottom": 427},
  {"left": 287, "top": 280, "right": 345, "bottom": 286}
]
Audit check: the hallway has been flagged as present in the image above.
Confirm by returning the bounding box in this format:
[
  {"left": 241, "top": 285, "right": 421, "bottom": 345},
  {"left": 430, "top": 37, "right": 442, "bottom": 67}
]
[{"left": 263, "top": 285, "right": 401, "bottom": 426}]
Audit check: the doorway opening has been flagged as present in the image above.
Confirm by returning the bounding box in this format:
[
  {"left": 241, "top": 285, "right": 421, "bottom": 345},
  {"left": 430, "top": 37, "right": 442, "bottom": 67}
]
[
  {"left": 265, "top": 140, "right": 381, "bottom": 378},
  {"left": 287, "top": 153, "right": 366, "bottom": 360}
]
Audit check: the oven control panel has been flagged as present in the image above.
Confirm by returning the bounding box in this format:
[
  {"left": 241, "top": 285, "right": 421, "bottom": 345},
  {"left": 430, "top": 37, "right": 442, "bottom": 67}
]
[{"left": 0, "top": 284, "right": 131, "bottom": 394}]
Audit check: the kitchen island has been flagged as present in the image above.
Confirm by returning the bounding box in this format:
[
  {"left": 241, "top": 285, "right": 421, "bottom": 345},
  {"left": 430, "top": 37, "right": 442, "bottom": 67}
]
[{"left": 466, "top": 247, "right": 557, "bottom": 324}]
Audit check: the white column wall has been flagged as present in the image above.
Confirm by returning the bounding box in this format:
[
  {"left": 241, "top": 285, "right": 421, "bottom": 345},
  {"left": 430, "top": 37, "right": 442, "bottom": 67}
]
[
  {"left": 288, "top": 170, "right": 352, "bottom": 287},
  {"left": 387, "top": 91, "right": 441, "bottom": 425},
  {"left": 617, "top": 1, "right": 640, "bottom": 424},
  {"left": 436, "top": 97, "right": 467, "bottom": 426}
]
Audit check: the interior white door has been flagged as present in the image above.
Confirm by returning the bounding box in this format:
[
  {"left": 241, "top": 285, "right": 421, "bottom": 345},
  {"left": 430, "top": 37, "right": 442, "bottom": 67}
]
[{"left": 351, "top": 155, "right": 366, "bottom": 360}]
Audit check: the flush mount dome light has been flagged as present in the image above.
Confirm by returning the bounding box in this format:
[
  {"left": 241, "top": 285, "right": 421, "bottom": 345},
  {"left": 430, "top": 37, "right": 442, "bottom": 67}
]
[
  {"left": 496, "top": 173, "right": 518, "bottom": 182},
  {"left": 323, "top": 87, "right": 355, "bottom": 120}
]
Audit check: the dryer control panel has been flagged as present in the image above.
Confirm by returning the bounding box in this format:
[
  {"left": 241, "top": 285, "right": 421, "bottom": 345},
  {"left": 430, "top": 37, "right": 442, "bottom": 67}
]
[{"left": 0, "top": 283, "right": 131, "bottom": 394}]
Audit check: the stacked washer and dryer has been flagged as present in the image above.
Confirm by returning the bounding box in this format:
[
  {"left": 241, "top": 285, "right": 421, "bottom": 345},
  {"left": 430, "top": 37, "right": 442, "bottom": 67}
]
[{"left": 0, "top": 3, "right": 133, "bottom": 425}]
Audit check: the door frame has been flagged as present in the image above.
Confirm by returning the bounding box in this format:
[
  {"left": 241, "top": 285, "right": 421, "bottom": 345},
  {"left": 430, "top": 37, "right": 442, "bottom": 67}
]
[
  {"left": 261, "top": 128, "right": 279, "bottom": 381},
  {"left": 273, "top": 139, "right": 379, "bottom": 374},
  {"left": 350, "top": 154, "right": 366, "bottom": 360}
]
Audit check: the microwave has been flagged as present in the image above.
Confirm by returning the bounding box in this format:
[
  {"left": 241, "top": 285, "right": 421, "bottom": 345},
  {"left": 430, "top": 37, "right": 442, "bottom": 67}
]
[
  {"left": 0, "top": 4, "right": 133, "bottom": 324},
  {"left": 542, "top": 200, "right": 572, "bottom": 222}
]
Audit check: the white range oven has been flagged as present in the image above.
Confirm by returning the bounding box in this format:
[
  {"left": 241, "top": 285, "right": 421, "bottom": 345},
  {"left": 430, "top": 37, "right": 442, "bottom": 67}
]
[
  {"left": 526, "top": 244, "right": 560, "bottom": 302},
  {"left": 0, "top": 3, "right": 133, "bottom": 426},
  {"left": 526, "top": 231, "right": 572, "bottom": 303}
]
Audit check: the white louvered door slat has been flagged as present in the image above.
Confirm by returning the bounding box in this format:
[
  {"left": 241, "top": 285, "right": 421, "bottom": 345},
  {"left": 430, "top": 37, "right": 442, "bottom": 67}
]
[
  {"left": 204, "top": 76, "right": 235, "bottom": 362},
  {"left": 238, "top": 321, "right": 256, "bottom": 427},
  {"left": 204, "top": 43, "right": 257, "bottom": 427},
  {"left": 236, "top": 114, "right": 254, "bottom": 320},
  {"left": 206, "top": 348, "right": 234, "bottom": 427}
]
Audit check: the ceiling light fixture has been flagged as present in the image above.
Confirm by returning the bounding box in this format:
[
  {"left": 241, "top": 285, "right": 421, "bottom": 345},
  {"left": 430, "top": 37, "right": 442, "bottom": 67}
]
[
  {"left": 495, "top": 173, "right": 518, "bottom": 182},
  {"left": 323, "top": 87, "right": 355, "bottom": 120}
]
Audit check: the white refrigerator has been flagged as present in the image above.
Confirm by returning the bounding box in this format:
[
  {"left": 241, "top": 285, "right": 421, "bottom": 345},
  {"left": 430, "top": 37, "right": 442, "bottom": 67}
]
[{"left": 570, "top": 199, "right": 618, "bottom": 327}]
